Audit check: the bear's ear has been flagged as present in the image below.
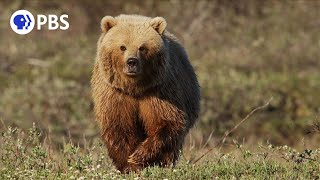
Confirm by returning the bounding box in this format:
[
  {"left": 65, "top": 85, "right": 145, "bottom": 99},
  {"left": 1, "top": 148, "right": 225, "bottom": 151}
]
[
  {"left": 150, "top": 17, "right": 167, "bottom": 35},
  {"left": 101, "top": 16, "right": 117, "bottom": 33}
]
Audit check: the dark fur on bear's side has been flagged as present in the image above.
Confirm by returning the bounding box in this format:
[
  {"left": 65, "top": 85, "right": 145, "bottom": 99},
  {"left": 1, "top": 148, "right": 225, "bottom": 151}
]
[{"left": 91, "top": 14, "right": 200, "bottom": 173}]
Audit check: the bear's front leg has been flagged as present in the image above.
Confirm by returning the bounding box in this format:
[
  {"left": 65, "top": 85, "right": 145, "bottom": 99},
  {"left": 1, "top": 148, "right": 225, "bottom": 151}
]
[
  {"left": 102, "top": 127, "right": 142, "bottom": 173},
  {"left": 128, "top": 97, "right": 186, "bottom": 167},
  {"left": 96, "top": 92, "right": 144, "bottom": 173}
]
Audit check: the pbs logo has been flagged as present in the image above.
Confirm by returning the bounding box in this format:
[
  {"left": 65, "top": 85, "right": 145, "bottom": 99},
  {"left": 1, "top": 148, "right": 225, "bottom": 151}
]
[
  {"left": 10, "top": 10, "right": 35, "bottom": 35},
  {"left": 10, "top": 9, "right": 69, "bottom": 35}
]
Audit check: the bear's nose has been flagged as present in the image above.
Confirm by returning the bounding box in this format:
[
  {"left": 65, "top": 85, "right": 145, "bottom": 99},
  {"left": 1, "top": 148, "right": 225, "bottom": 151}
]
[{"left": 126, "top": 58, "right": 139, "bottom": 68}]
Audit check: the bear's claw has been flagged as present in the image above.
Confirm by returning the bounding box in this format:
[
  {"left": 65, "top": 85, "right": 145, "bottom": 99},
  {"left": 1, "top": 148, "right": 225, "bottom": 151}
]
[{"left": 128, "top": 155, "right": 140, "bottom": 164}]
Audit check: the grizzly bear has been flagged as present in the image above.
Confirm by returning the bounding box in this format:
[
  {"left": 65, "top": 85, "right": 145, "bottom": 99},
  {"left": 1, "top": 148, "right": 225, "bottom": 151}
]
[{"left": 91, "top": 14, "right": 200, "bottom": 173}]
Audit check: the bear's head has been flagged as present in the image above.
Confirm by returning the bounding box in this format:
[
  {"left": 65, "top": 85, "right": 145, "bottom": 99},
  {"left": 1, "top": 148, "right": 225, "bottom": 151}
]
[{"left": 97, "top": 15, "right": 169, "bottom": 96}]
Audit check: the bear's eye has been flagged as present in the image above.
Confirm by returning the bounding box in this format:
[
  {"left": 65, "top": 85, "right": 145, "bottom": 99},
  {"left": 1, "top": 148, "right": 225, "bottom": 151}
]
[
  {"left": 120, "top": 46, "right": 126, "bottom": 51},
  {"left": 139, "top": 46, "right": 146, "bottom": 52}
]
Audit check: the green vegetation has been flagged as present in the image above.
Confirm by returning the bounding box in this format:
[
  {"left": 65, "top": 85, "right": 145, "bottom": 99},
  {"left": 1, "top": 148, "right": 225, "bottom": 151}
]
[
  {"left": 0, "top": 0, "right": 320, "bottom": 178},
  {"left": 1, "top": 125, "right": 319, "bottom": 179}
]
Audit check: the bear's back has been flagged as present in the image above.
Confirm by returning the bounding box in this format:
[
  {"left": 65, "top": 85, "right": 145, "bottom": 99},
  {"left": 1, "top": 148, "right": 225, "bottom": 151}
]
[{"left": 162, "top": 32, "right": 201, "bottom": 129}]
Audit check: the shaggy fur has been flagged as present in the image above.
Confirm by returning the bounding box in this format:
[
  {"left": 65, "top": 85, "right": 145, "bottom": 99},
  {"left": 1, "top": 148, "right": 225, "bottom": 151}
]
[{"left": 91, "top": 14, "right": 200, "bottom": 173}]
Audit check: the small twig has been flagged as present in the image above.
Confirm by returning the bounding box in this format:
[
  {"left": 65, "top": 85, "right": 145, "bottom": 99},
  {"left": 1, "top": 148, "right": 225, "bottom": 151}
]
[
  {"left": 192, "top": 97, "right": 273, "bottom": 164},
  {"left": 201, "top": 130, "right": 214, "bottom": 149},
  {"left": 0, "top": 118, "right": 7, "bottom": 130}
]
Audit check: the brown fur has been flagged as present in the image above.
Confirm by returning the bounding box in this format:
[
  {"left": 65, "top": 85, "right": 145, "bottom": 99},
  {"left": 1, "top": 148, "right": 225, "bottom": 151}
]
[{"left": 91, "top": 14, "right": 200, "bottom": 173}]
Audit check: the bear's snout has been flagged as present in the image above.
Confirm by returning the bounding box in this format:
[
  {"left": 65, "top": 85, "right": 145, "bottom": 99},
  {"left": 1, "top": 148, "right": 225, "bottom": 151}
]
[{"left": 124, "top": 57, "right": 141, "bottom": 76}]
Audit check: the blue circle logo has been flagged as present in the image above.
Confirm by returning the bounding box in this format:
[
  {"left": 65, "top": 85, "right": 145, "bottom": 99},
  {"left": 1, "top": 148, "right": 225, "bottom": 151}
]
[{"left": 10, "top": 10, "right": 35, "bottom": 35}]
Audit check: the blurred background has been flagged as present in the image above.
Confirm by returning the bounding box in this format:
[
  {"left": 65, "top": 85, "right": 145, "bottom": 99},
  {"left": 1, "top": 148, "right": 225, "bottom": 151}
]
[{"left": 0, "top": 0, "right": 319, "bottom": 150}]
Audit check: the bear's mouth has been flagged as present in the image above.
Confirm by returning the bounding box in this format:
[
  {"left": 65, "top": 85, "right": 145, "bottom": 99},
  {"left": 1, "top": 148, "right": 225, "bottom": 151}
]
[
  {"left": 123, "top": 66, "right": 142, "bottom": 76},
  {"left": 125, "top": 71, "right": 140, "bottom": 76}
]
